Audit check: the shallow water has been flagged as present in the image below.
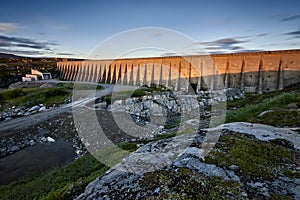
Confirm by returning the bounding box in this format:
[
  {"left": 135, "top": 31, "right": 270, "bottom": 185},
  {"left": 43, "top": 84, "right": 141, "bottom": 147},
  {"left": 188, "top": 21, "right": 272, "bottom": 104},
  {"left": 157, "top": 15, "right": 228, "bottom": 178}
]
[{"left": 0, "top": 141, "right": 76, "bottom": 185}]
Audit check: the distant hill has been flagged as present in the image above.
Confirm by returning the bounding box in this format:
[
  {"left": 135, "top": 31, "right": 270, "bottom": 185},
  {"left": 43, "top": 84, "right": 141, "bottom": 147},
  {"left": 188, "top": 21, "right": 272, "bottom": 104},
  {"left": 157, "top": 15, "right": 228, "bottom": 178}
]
[{"left": 0, "top": 53, "right": 23, "bottom": 59}]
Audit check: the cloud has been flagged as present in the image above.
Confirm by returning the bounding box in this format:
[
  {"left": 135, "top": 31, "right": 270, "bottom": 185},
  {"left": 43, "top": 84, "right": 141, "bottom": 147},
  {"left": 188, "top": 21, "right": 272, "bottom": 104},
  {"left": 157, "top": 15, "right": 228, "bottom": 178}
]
[
  {"left": 0, "top": 48, "right": 46, "bottom": 55},
  {"left": 289, "top": 42, "right": 300, "bottom": 46},
  {"left": 203, "top": 50, "right": 225, "bottom": 55},
  {"left": 238, "top": 49, "right": 263, "bottom": 53},
  {"left": 192, "top": 36, "right": 265, "bottom": 55},
  {"left": 285, "top": 30, "right": 300, "bottom": 36},
  {"left": 0, "top": 35, "right": 57, "bottom": 56},
  {"left": 204, "top": 45, "right": 243, "bottom": 51},
  {"left": 56, "top": 52, "right": 75, "bottom": 56},
  {"left": 286, "top": 36, "right": 300, "bottom": 40},
  {"left": 282, "top": 14, "right": 300, "bottom": 22},
  {"left": 160, "top": 52, "right": 179, "bottom": 57},
  {"left": 37, "top": 32, "right": 46, "bottom": 36},
  {"left": 284, "top": 30, "right": 300, "bottom": 40},
  {"left": 0, "top": 23, "right": 23, "bottom": 33},
  {"left": 196, "top": 37, "right": 250, "bottom": 54},
  {"left": 0, "top": 35, "right": 56, "bottom": 49},
  {"left": 256, "top": 33, "right": 268, "bottom": 37},
  {"left": 199, "top": 38, "right": 248, "bottom": 46}
]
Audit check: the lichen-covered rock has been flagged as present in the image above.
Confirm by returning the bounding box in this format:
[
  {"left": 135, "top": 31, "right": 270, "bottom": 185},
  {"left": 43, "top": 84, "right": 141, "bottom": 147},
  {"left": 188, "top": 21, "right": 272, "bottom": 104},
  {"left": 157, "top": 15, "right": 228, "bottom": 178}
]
[{"left": 77, "top": 122, "right": 300, "bottom": 199}]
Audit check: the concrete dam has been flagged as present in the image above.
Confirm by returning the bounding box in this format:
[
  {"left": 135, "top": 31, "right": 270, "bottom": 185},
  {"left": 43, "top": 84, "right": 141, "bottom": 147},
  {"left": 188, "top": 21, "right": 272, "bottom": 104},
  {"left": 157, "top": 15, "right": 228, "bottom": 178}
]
[{"left": 57, "top": 49, "right": 300, "bottom": 93}]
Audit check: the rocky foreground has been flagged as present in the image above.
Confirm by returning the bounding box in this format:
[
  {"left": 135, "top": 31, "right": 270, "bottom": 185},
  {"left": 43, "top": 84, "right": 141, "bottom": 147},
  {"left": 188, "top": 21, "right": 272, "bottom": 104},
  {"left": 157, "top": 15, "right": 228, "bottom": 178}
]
[
  {"left": 0, "top": 85, "right": 299, "bottom": 199},
  {"left": 77, "top": 123, "right": 300, "bottom": 200}
]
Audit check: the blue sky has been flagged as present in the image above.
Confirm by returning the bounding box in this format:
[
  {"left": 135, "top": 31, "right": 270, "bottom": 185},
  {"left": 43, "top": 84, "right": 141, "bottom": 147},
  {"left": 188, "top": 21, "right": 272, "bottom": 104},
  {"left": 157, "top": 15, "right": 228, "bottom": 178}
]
[{"left": 0, "top": 0, "right": 299, "bottom": 58}]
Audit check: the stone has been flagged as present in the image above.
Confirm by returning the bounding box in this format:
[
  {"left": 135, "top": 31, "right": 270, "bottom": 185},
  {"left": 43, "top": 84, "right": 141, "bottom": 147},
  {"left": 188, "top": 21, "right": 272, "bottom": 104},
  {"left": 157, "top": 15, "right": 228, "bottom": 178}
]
[
  {"left": 10, "top": 145, "right": 20, "bottom": 152},
  {"left": 229, "top": 165, "right": 239, "bottom": 171},
  {"left": 28, "top": 105, "right": 40, "bottom": 112},
  {"left": 47, "top": 136, "right": 55, "bottom": 143},
  {"left": 258, "top": 110, "right": 274, "bottom": 117},
  {"left": 24, "top": 111, "right": 31, "bottom": 116},
  {"left": 248, "top": 182, "right": 265, "bottom": 188},
  {"left": 64, "top": 99, "right": 71, "bottom": 104},
  {"left": 185, "top": 147, "right": 201, "bottom": 157},
  {"left": 75, "top": 149, "right": 83, "bottom": 155},
  {"left": 13, "top": 107, "right": 21, "bottom": 113},
  {"left": 39, "top": 106, "right": 46, "bottom": 112},
  {"left": 17, "top": 111, "right": 25, "bottom": 116},
  {"left": 241, "top": 192, "right": 248, "bottom": 197},
  {"left": 95, "top": 102, "right": 107, "bottom": 109},
  {"left": 4, "top": 117, "right": 12, "bottom": 121},
  {"left": 30, "top": 140, "right": 36, "bottom": 146},
  {"left": 40, "top": 137, "right": 47, "bottom": 143}
]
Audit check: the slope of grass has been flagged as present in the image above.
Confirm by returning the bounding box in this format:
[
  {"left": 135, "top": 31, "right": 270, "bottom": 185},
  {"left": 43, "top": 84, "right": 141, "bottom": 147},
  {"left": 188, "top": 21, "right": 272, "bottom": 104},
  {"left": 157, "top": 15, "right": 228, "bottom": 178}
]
[
  {"left": 226, "top": 92, "right": 300, "bottom": 126},
  {"left": 57, "top": 82, "right": 105, "bottom": 90},
  {"left": 0, "top": 87, "right": 70, "bottom": 109}
]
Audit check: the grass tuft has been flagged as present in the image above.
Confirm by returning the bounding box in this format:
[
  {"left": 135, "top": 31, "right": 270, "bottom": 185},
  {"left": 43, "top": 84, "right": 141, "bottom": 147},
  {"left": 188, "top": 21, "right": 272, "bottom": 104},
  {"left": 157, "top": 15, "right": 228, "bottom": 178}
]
[{"left": 204, "top": 132, "right": 300, "bottom": 179}]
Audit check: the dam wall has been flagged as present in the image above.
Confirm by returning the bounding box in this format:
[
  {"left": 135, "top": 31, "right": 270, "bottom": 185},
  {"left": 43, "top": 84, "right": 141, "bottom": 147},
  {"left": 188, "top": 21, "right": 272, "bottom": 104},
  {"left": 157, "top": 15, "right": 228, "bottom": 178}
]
[{"left": 57, "top": 49, "right": 300, "bottom": 93}]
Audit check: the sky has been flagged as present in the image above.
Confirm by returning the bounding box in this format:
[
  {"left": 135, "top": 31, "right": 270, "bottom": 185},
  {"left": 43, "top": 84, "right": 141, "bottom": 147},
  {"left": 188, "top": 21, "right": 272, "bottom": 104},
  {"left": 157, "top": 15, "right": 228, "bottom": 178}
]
[{"left": 0, "top": 0, "right": 299, "bottom": 59}]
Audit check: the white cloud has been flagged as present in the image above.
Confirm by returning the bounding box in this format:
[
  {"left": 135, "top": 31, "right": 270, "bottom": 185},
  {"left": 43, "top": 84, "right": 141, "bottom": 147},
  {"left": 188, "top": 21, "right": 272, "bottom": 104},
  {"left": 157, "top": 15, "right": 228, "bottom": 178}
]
[{"left": 0, "top": 23, "right": 23, "bottom": 33}]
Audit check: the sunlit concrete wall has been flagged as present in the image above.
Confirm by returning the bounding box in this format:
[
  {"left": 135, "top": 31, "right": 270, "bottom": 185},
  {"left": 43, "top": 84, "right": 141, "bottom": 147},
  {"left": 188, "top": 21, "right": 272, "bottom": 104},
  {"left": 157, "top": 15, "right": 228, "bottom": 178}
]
[{"left": 57, "top": 50, "right": 300, "bottom": 93}]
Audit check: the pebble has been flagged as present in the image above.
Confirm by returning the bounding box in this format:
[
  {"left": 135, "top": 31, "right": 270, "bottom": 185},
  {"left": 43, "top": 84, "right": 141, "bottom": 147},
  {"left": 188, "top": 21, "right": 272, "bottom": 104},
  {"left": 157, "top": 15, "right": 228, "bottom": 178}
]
[{"left": 229, "top": 165, "right": 239, "bottom": 171}]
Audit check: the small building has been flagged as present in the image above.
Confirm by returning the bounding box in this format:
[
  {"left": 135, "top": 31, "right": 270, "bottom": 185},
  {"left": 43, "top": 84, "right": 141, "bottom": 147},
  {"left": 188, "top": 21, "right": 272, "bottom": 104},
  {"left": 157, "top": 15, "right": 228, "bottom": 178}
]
[{"left": 22, "top": 69, "right": 52, "bottom": 82}]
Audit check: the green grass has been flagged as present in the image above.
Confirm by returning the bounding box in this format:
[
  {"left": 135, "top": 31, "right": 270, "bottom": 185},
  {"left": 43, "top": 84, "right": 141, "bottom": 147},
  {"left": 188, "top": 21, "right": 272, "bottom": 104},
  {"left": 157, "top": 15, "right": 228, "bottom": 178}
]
[
  {"left": 117, "top": 142, "right": 138, "bottom": 152},
  {"left": 0, "top": 154, "right": 109, "bottom": 200},
  {"left": 204, "top": 132, "right": 300, "bottom": 179},
  {"left": 0, "top": 87, "right": 70, "bottom": 109},
  {"left": 226, "top": 92, "right": 300, "bottom": 125},
  {"left": 164, "top": 116, "right": 181, "bottom": 129},
  {"left": 73, "top": 83, "right": 104, "bottom": 90},
  {"left": 283, "top": 170, "right": 300, "bottom": 178},
  {"left": 256, "top": 109, "right": 300, "bottom": 127},
  {"left": 268, "top": 194, "right": 293, "bottom": 200},
  {"left": 225, "top": 83, "right": 300, "bottom": 126},
  {"left": 104, "top": 85, "right": 167, "bottom": 105},
  {"left": 227, "top": 83, "right": 300, "bottom": 110},
  {"left": 57, "top": 82, "right": 104, "bottom": 90},
  {"left": 140, "top": 168, "right": 243, "bottom": 199},
  {"left": 175, "top": 127, "right": 197, "bottom": 136},
  {"left": 56, "top": 82, "right": 74, "bottom": 90}
]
